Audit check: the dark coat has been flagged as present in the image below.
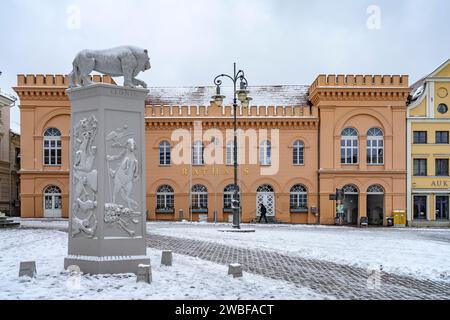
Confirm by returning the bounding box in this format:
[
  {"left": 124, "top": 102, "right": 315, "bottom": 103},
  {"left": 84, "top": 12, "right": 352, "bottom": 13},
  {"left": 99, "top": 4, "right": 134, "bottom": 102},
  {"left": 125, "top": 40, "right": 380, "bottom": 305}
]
[{"left": 260, "top": 205, "right": 267, "bottom": 216}]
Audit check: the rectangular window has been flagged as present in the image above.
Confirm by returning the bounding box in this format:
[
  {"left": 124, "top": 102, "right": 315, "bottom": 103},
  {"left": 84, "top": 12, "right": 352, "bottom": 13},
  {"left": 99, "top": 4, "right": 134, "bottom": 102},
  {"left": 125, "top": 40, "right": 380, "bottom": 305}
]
[
  {"left": 413, "top": 196, "right": 428, "bottom": 220},
  {"left": 157, "top": 194, "right": 174, "bottom": 210},
  {"left": 436, "top": 131, "right": 449, "bottom": 144},
  {"left": 413, "top": 159, "right": 427, "bottom": 176},
  {"left": 341, "top": 138, "right": 359, "bottom": 164},
  {"left": 367, "top": 138, "right": 384, "bottom": 165},
  {"left": 192, "top": 194, "right": 208, "bottom": 210},
  {"left": 413, "top": 131, "right": 427, "bottom": 144},
  {"left": 290, "top": 194, "right": 308, "bottom": 210},
  {"left": 436, "top": 159, "right": 449, "bottom": 176},
  {"left": 44, "top": 138, "right": 62, "bottom": 166}
]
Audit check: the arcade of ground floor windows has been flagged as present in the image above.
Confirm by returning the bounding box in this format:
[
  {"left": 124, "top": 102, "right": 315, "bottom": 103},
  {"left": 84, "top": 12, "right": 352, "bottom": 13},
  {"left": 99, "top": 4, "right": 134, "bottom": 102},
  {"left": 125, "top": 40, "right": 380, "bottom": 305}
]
[
  {"left": 411, "top": 193, "right": 450, "bottom": 227},
  {"left": 21, "top": 183, "right": 396, "bottom": 226},
  {"left": 150, "top": 191, "right": 390, "bottom": 226}
]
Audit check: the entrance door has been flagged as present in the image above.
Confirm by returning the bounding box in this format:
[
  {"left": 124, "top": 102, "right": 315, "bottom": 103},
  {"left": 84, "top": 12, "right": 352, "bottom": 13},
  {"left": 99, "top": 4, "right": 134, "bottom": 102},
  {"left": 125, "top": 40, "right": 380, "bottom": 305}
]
[
  {"left": 44, "top": 186, "right": 62, "bottom": 218},
  {"left": 367, "top": 185, "right": 385, "bottom": 226},
  {"left": 436, "top": 196, "right": 449, "bottom": 220},
  {"left": 343, "top": 185, "right": 359, "bottom": 225},
  {"left": 413, "top": 196, "right": 428, "bottom": 220},
  {"left": 257, "top": 185, "right": 275, "bottom": 217}
]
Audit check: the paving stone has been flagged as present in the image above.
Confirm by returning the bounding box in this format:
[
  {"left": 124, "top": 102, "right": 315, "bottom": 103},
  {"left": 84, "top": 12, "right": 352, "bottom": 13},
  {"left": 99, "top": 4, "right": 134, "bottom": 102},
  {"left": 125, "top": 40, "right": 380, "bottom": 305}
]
[{"left": 147, "top": 233, "right": 450, "bottom": 300}]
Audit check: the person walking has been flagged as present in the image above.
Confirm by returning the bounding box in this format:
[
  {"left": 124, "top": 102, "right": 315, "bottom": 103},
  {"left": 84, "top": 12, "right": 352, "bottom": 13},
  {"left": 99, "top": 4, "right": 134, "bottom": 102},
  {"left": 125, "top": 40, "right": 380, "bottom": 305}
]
[{"left": 259, "top": 203, "right": 268, "bottom": 223}]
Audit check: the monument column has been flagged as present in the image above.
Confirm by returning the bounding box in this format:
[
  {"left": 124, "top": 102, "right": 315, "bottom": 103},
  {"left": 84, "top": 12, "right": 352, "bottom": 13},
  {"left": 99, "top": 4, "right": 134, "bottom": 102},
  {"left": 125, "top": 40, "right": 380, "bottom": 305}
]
[{"left": 64, "top": 83, "right": 150, "bottom": 274}]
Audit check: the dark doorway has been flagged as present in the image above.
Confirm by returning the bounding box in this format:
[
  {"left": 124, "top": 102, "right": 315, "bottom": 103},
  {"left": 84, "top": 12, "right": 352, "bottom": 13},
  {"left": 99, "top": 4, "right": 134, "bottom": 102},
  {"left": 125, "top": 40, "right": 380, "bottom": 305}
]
[
  {"left": 436, "top": 196, "right": 449, "bottom": 220},
  {"left": 413, "top": 196, "right": 428, "bottom": 220},
  {"left": 367, "top": 185, "right": 385, "bottom": 226},
  {"left": 343, "top": 185, "right": 359, "bottom": 225}
]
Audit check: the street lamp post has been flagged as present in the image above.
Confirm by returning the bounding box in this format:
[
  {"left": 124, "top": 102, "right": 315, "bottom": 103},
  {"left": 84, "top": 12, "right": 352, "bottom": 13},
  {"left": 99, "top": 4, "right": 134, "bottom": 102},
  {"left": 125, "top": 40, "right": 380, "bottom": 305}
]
[{"left": 212, "top": 63, "right": 252, "bottom": 229}]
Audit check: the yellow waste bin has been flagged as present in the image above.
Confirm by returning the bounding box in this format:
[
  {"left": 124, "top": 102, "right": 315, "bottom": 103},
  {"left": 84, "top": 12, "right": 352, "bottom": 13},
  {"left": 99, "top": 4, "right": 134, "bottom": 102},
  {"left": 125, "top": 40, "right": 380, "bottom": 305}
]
[{"left": 393, "top": 210, "right": 406, "bottom": 227}]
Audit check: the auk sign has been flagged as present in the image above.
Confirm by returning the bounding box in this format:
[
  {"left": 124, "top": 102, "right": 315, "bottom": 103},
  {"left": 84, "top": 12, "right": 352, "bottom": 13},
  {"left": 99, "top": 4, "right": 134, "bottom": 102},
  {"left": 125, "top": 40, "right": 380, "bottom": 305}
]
[
  {"left": 413, "top": 179, "right": 450, "bottom": 190},
  {"left": 431, "top": 180, "right": 450, "bottom": 188}
]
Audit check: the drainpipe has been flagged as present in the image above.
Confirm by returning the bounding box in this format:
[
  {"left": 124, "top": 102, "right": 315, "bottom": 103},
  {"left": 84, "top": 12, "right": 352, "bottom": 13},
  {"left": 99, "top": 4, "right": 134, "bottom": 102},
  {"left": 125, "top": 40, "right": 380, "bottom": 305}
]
[
  {"left": 314, "top": 101, "right": 321, "bottom": 225},
  {"left": 7, "top": 97, "right": 17, "bottom": 217},
  {"left": 317, "top": 122, "right": 321, "bottom": 224}
]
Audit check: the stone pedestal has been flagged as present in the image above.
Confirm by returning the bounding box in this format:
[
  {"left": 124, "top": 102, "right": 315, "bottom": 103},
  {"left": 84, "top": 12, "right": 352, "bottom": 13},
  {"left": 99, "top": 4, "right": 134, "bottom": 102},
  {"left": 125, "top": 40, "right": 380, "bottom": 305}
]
[{"left": 64, "top": 84, "right": 150, "bottom": 274}]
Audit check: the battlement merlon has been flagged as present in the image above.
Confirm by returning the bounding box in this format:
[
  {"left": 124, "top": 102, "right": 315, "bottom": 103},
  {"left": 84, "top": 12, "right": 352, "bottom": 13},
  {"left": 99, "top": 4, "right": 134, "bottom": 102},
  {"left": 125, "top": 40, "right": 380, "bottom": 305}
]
[
  {"left": 145, "top": 104, "right": 318, "bottom": 118},
  {"left": 310, "top": 74, "right": 409, "bottom": 90},
  {"left": 309, "top": 74, "right": 411, "bottom": 105},
  {"left": 16, "top": 74, "right": 116, "bottom": 87}
]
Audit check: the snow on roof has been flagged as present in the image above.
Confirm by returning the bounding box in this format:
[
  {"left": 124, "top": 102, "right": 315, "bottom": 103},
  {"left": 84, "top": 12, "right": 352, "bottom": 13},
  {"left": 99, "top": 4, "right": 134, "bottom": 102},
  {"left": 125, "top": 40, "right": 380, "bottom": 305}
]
[
  {"left": 146, "top": 85, "right": 310, "bottom": 106},
  {"left": 0, "top": 90, "right": 16, "bottom": 104}
]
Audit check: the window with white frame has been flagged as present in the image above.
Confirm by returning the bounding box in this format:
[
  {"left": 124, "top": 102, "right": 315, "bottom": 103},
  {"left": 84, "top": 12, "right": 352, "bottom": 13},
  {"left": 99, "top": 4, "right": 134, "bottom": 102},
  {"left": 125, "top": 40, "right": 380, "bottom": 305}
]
[
  {"left": 159, "top": 141, "right": 171, "bottom": 165},
  {"left": 223, "top": 184, "right": 240, "bottom": 210},
  {"left": 367, "top": 185, "right": 384, "bottom": 194},
  {"left": 260, "top": 140, "right": 271, "bottom": 165},
  {"left": 156, "top": 185, "right": 174, "bottom": 211},
  {"left": 290, "top": 184, "right": 308, "bottom": 211},
  {"left": 293, "top": 140, "right": 305, "bottom": 165},
  {"left": 226, "top": 140, "right": 236, "bottom": 166},
  {"left": 44, "top": 128, "right": 62, "bottom": 165},
  {"left": 341, "top": 128, "right": 359, "bottom": 164},
  {"left": 192, "top": 184, "right": 208, "bottom": 210},
  {"left": 367, "top": 128, "right": 384, "bottom": 165},
  {"left": 343, "top": 184, "right": 359, "bottom": 195},
  {"left": 192, "top": 141, "right": 204, "bottom": 165}
]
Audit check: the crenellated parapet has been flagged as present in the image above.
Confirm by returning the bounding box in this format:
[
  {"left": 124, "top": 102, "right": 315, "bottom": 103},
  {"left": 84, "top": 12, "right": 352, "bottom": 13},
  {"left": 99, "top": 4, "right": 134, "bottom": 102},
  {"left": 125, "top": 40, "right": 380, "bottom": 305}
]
[
  {"left": 145, "top": 104, "right": 317, "bottom": 118},
  {"left": 14, "top": 74, "right": 116, "bottom": 102},
  {"left": 309, "top": 74, "right": 410, "bottom": 106},
  {"left": 310, "top": 74, "right": 409, "bottom": 90},
  {"left": 145, "top": 104, "right": 319, "bottom": 130},
  {"left": 17, "top": 74, "right": 115, "bottom": 87}
]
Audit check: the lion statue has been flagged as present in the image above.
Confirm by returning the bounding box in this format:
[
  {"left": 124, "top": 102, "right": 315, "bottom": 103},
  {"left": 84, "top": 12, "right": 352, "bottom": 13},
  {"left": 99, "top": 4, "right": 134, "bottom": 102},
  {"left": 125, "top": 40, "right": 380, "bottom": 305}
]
[{"left": 69, "top": 46, "right": 151, "bottom": 88}]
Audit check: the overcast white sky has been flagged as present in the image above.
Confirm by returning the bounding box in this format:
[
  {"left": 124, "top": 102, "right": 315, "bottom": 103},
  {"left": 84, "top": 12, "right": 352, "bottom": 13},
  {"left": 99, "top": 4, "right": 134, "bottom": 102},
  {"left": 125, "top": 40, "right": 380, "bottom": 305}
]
[{"left": 1, "top": 0, "right": 450, "bottom": 133}]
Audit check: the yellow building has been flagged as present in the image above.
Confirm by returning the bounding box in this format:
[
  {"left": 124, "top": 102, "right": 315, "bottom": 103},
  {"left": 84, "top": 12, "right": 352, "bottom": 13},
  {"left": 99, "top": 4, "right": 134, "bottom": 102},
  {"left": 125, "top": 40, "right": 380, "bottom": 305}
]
[{"left": 407, "top": 59, "right": 450, "bottom": 227}]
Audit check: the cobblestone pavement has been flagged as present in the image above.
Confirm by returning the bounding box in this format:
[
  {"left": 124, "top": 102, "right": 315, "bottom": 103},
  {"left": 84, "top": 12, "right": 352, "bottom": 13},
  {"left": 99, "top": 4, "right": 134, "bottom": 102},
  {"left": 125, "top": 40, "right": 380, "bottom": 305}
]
[{"left": 147, "top": 233, "right": 450, "bottom": 300}]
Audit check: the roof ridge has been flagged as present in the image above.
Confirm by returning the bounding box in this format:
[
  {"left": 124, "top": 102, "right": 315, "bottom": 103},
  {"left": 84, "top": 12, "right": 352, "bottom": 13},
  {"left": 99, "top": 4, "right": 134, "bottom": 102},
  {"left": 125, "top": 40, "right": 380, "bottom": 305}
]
[{"left": 146, "top": 84, "right": 310, "bottom": 88}]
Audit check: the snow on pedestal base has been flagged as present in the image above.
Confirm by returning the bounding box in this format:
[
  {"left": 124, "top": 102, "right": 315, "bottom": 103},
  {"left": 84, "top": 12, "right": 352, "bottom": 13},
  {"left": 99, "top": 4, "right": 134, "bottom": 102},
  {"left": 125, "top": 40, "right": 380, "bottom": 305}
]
[
  {"left": 64, "top": 255, "right": 151, "bottom": 275},
  {"left": 65, "top": 84, "right": 150, "bottom": 275}
]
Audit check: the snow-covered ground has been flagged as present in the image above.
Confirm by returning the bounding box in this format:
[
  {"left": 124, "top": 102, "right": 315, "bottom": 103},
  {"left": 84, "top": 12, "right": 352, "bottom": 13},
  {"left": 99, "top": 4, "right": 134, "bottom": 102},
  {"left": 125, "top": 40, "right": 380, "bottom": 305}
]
[
  {"left": 147, "top": 221, "right": 450, "bottom": 283},
  {"left": 0, "top": 226, "right": 329, "bottom": 300}
]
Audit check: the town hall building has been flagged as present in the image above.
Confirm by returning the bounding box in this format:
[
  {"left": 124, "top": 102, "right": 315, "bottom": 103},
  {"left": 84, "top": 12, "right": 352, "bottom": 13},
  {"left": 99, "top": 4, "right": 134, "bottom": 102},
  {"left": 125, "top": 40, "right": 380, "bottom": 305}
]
[{"left": 14, "top": 71, "right": 410, "bottom": 226}]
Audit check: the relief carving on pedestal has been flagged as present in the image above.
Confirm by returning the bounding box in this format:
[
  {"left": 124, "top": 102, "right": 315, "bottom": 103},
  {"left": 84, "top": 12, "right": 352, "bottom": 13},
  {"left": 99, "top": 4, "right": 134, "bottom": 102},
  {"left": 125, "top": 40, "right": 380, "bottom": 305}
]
[
  {"left": 71, "top": 116, "right": 99, "bottom": 238},
  {"left": 105, "top": 125, "right": 142, "bottom": 237}
]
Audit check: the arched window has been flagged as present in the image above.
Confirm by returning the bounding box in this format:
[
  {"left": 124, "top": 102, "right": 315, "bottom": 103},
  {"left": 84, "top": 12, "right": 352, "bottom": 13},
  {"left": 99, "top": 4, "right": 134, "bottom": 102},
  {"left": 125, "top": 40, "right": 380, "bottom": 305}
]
[
  {"left": 260, "top": 140, "right": 271, "bottom": 165},
  {"left": 159, "top": 141, "right": 171, "bottom": 165},
  {"left": 290, "top": 185, "right": 308, "bottom": 211},
  {"left": 257, "top": 185, "right": 274, "bottom": 193},
  {"left": 367, "top": 185, "right": 384, "bottom": 195},
  {"left": 293, "top": 140, "right": 305, "bottom": 165},
  {"left": 192, "top": 184, "right": 208, "bottom": 210},
  {"left": 341, "top": 128, "right": 359, "bottom": 164},
  {"left": 343, "top": 184, "right": 359, "bottom": 195},
  {"left": 193, "top": 141, "right": 204, "bottom": 165},
  {"left": 226, "top": 141, "right": 235, "bottom": 166},
  {"left": 367, "top": 128, "right": 384, "bottom": 165},
  {"left": 223, "top": 184, "right": 240, "bottom": 210},
  {"left": 44, "top": 128, "right": 62, "bottom": 165},
  {"left": 156, "top": 185, "right": 174, "bottom": 211},
  {"left": 44, "top": 185, "right": 61, "bottom": 195}
]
